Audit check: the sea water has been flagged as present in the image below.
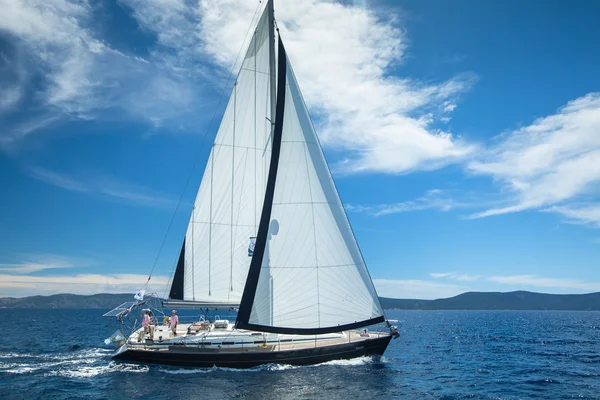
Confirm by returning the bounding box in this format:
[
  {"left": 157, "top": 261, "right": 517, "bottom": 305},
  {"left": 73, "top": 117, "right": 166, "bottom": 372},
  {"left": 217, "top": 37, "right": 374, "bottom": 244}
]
[{"left": 0, "top": 309, "right": 598, "bottom": 399}]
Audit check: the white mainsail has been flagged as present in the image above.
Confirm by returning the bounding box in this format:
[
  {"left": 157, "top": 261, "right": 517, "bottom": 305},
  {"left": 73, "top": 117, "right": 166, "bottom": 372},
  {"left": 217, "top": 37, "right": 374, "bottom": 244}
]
[{"left": 179, "top": 7, "right": 273, "bottom": 304}]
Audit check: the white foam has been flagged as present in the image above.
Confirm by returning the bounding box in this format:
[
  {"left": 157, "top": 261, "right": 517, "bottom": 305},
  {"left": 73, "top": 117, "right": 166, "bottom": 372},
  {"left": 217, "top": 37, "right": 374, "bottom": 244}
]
[
  {"left": 313, "top": 355, "right": 381, "bottom": 367},
  {"left": 156, "top": 357, "right": 379, "bottom": 374},
  {"left": 0, "top": 352, "right": 39, "bottom": 359},
  {"left": 158, "top": 363, "right": 300, "bottom": 374},
  {"left": 159, "top": 367, "right": 217, "bottom": 375},
  {"left": 0, "top": 348, "right": 110, "bottom": 362},
  {"left": 0, "top": 348, "right": 117, "bottom": 376},
  {"left": 2, "top": 366, "right": 41, "bottom": 374},
  {"left": 48, "top": 361, "right": 148, "bottom": 378}
]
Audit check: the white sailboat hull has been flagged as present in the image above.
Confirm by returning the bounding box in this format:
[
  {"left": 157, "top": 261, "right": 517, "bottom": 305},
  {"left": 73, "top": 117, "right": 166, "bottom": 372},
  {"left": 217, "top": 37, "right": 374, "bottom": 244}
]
[{"left": 113, "top": 323, "right": 392, "bottom": 368}]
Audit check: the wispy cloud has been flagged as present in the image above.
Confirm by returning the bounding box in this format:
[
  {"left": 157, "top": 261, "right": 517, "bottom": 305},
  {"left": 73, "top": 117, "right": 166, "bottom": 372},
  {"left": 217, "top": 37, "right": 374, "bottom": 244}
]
[
  {"left": 488, "top": 275, "right": 600, "bottom": 292},
  {"left": 0, "top": 0, "right": 210, "bottom": 149},
  {"left": 468, "top": 93, "right": 600, "bottom": 225},
  {"left": 545, "top": 204, "right": 600, "bottom": 228},
  {"left": 346, "top": 189, "right": 495, "bottom": 217},
  {"left": 373, "top": 278, "right": 467, "bottom": 300},
  {"left": 430, "top": 272, "right": 482, "bottom": 282},
  {"left": 377, "top": 189, "right": 455, "bottom": 216},
  {"left": 28, "top": 166, "right": 176, "bottom": 209},
  {"left": 0, "top": 253, "right": 90, "bottom": 274},
  {"left": 0, "top": 273, "right": 170, "bottom": 297}
]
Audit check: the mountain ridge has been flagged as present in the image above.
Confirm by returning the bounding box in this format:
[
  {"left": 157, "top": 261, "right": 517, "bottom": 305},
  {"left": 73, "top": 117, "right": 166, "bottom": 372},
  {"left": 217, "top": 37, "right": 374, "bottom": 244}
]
[
  {"left": 2, "top": 291, "right": 600, "bottom": 310},
  {"left": 379, "top": 290, "right": 600, "bottom": 310}
]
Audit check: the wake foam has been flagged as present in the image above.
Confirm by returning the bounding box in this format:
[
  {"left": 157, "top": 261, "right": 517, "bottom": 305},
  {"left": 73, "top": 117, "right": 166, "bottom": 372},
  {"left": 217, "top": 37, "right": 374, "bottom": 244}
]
[
  {"left": 49, "top": 362, "right": 149, "bottom": 378},
  {"left": 0, "top": 348, "right": 128, "bottom": 378},
  {"left": 157, "top": 355, "right": 382, "bottom": 374}
]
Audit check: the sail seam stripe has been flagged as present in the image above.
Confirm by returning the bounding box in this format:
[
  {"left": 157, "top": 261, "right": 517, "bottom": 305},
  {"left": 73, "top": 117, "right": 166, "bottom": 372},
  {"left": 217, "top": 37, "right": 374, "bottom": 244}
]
[
  {"left": 214, "top": 143, "right": 273, "bottom": 151},
  {"left": 263, "top": 263, "right": 360, "bottom": 268},
  {"left": 240, "top": 67, "right": 270, "bottom": 76},
  {"left": 271, "top": 201, "right": 337, "bottom": 205}
]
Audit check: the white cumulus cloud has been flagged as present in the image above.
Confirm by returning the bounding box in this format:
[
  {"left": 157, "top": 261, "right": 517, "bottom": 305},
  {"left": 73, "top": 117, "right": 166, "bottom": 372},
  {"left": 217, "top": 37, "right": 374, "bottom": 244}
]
[{"left": 161, "top": 0, "right": 477, "bottom": 174}]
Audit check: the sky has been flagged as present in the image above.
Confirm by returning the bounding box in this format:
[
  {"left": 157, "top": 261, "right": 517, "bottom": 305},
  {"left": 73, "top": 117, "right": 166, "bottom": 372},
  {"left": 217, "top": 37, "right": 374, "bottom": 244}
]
[{"left": 1, "top": 0, "right": 600, "bottom": 300}]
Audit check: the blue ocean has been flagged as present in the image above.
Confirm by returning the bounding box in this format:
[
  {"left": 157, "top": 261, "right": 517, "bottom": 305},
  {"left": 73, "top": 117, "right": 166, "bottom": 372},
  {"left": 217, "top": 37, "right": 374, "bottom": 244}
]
[{"left": 0, "top": 309, "right": 598, "bottom": 399}]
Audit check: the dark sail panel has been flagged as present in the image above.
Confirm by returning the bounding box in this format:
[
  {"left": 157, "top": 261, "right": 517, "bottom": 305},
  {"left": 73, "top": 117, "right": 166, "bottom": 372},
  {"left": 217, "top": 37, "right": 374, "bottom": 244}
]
[
  {"left": 236, "top": 36, "right": 287, "bottom": 328},
  {"left": 168, "top": 239, "right": 185, "bottom": 300}
]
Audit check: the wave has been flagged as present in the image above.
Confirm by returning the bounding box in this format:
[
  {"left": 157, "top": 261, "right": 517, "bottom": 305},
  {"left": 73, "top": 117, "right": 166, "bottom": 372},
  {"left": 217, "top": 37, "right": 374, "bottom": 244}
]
[
  {"left": 314, "top": 355, "right": 383, "bottom": 367},
  {"left": 48, "top": 362, "right": 149, "bottom": 378},
  {"left": 0, "top": 348, "right": 111, "bottom": 361},
  {"left": 158, "top": 363, "right": 300, "bottom": 375},
  {"left": 0, "top": 348, "right": 117, "bottom": 377},
  {"left": 157, "top": 355, "right": 384, "bottom": 374}
]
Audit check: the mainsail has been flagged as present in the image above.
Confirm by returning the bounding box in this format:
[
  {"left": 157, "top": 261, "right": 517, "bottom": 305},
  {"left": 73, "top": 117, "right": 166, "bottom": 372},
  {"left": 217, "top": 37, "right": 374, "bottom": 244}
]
[
  {"left": 169, "top": 1, "right": 384, "bottom": 334},
  {"left": 168, "top": 6, "right": 273, "bottom": 305}
]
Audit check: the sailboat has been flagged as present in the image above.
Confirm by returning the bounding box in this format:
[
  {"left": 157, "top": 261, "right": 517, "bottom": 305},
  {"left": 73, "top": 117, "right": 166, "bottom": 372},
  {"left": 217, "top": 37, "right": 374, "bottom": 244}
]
[{"left": 104, "top": 0, "right": 399, "bottom": 368}]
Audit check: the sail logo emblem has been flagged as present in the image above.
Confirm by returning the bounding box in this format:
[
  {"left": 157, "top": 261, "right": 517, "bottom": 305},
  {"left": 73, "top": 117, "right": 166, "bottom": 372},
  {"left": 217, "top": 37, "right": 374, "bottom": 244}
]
[{"left": 248, "top": 237, "right": 257, "bottom": 256}]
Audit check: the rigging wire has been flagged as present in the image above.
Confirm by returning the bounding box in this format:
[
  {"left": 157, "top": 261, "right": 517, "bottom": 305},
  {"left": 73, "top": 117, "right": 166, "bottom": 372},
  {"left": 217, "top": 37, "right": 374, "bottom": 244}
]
[{"left": 138, "top": 0, "right": 267, "bottom": 296}]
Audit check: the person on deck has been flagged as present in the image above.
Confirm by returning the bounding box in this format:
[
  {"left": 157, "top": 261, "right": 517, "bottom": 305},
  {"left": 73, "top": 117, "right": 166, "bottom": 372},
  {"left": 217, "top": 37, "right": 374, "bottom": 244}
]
[
  {"left": 142, "top": 310, "right": 154, "bottom": 338},
  {"left": 170, "top": 310, "right": 179, "bottom": 336}
]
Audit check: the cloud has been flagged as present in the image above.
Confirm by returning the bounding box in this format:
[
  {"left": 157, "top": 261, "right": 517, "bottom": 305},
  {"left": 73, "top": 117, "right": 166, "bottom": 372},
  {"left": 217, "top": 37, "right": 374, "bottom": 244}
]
[
  {"left": 545, "top": 204, "right": 600, "bottom": 227},
  {"left": 3, "top": 0, "right": 477, "bottom": 173},
  {"left": 468, "top": 93, "right": 600, "bottom": 224},
  {"left": 0, "top": 0, "right": 209, "bottom": 149},
  {"left": 488, "top": 274, "right": 600, "bottom": 292},
  {"left": 0, "top": 273, "right": 170, "bottom": 297},
  {"left": 0, "top": 253, "right": 89, "bottom": 274},
  {"left": 347, "top": 189, "right": 456, "bottom": 216},
  {"left": 187, "top": 0, "right": 477, "bottom": 174},
  {"left": 28, "top": 166, "right": 176, "bottom": 209},
  {"left": 346, "top": 189, "right": 501, "bottom": 217},
  {"left": 429, "top": 272, "right": 455, "bottom": 279},
  {"left": 430, "top": 272, "right": 482, "bottom": 282},
  {"left": 428, "top": 271, "right": 600, "bottom": 293},
  {"left": 373, "top": 278, "right": 467, "bottom": 300}
]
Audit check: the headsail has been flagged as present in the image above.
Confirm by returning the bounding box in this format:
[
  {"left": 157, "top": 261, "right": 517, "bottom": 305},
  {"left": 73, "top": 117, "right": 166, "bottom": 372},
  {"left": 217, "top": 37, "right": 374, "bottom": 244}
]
[
  {"left": 168, "top": 5, "right": 274, "bottom": 305},
  {"left": 236, "top": 34, "right": 385, "bottom": 334}
]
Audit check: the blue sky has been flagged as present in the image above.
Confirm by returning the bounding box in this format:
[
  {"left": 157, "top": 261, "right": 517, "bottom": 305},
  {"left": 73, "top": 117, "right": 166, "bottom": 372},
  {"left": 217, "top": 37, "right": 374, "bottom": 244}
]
[{"left": 1, "top": 0, "right": 599, "bottom": 299}]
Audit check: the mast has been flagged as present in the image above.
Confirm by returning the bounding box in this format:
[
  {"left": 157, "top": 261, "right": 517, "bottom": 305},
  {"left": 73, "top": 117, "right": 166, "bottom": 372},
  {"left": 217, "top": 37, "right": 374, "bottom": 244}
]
[{"left": 268, "top": 0, "right": 276, "bottom": 125}]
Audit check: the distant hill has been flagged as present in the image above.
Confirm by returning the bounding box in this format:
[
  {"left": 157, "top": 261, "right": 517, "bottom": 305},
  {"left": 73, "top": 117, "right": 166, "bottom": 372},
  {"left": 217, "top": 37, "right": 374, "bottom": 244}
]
[
  {"left": 2, "top": 291, "right": 600, "bottom": 310},
  {"left": 380, "top": 291, "right": 600, "bottom": 311},
  {"left": 0, "top": 293, "right": 134, "bottom": 309}
]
